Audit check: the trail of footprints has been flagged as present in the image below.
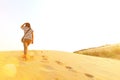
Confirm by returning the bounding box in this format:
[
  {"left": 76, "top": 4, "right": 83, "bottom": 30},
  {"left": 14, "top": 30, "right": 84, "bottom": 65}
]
[
  {"left": 20, "top": 51, "right": 95, "bottom": 80},
  {"left": 40, "top": 54, "right": 77, "bottom": 72},
  {"left": 40, "top": 54, "right": 95, "bottom": 80}
]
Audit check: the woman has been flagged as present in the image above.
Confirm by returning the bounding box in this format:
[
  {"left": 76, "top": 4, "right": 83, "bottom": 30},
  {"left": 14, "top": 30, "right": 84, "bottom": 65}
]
[{"left": 21, "top": 22, "right": 34, "bottom": 59}]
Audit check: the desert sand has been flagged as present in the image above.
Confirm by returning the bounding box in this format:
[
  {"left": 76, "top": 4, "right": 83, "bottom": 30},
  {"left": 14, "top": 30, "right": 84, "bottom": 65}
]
[
  {"left": 0, "top": 50, "right": 120, "bottom": 80},
  {"left": 74, "top": 43, "right": 120, "bottom": 60}
]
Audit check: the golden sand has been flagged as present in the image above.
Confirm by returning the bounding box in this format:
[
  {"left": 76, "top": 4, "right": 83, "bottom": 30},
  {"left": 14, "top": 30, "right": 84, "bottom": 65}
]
[{"left": 0, "top": 50, "right": 120, "bottom": 80}]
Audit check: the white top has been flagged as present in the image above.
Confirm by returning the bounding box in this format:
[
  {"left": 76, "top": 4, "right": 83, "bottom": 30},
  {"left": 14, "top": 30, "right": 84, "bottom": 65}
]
[{"left": 22, "top": 26, "right": 33, "bottom": 40}]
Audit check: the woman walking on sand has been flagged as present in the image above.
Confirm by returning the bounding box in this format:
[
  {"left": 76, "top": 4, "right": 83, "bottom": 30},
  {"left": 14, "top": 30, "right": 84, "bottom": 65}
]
[{"left": 21, "top": 22, "right": 34, "bottom": 59}]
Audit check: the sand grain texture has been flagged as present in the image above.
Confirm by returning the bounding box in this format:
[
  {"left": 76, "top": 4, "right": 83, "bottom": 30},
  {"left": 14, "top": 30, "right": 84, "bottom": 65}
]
[{"left": 0, "top": 50, "right": 120, "bottom": 80}]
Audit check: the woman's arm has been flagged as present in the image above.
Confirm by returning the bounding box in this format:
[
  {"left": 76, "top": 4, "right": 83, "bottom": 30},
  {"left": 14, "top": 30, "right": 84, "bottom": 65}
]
[
  {"left": 32, "top": 32, "right": 34, "bottom": 44},
  {"left": 21, "top": 23, "right": 26, "bottom": 28}
]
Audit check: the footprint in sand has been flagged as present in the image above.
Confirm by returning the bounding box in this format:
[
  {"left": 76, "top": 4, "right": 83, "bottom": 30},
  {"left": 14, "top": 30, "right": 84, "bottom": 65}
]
[
  {"left": 65, "top": 66, "right": 77, "bottom": 72},
  {"left": 40, "top": 55, "right": 49, "bottom": 63},
  {"left": 55, "top": 60, "right": 77, "bottom": 72},
  {"left": 42, "top": 55, "right": 48, "bottom": 60},
  {"left": 84, "top": 73, "right": 94, "bottom": 78},
  {"left": 55, "top": 61, "right": 64, "bottom": 65},
  {"left": 65, "top": 66, "right": 72, "bottom": 69}
]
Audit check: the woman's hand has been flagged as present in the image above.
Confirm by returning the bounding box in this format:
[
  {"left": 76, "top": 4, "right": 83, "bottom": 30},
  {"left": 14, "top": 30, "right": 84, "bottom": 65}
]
[{"left": 21, "top": 38, "right": 24, "bottom": 42}]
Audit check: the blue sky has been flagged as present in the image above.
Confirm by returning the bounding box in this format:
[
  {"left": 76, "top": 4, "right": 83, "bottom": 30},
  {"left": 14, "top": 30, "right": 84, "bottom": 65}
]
[{"left": 0, "top": 0, "right": 120, "bottom": 52}]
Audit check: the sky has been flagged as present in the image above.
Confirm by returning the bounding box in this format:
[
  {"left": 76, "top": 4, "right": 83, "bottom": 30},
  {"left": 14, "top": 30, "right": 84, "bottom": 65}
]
[{"left": 0, "top": 0, "right": 120, "bottom": 52}]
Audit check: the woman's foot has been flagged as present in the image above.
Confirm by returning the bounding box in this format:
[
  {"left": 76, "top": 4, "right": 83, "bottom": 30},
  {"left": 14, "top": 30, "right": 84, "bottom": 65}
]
[{"left": 22, "top": 55, "right": 27, "bottom": 60}]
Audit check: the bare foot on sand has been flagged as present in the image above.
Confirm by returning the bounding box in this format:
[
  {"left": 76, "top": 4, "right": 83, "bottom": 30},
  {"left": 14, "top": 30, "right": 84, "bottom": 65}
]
[{"left": 21, "top": 55, "right": 27, "bottom": 61}]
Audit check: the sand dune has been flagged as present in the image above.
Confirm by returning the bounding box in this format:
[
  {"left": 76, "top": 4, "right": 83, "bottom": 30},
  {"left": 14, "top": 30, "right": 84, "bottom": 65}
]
[
  {"left": 0, "top": 50, "right": 120, "bottom": 80},
  {"left": 74, "top": 43, "right": 120, "bottom": 59}
]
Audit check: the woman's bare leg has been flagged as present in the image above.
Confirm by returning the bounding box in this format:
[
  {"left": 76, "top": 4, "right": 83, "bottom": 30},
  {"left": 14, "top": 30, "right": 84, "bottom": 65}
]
[{"left": 23, "top": 42, "right": 28, "bottom": 59}]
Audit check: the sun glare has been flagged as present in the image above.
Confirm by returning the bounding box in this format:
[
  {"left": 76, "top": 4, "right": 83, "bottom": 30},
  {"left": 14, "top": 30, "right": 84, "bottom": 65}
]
[{"left": 3, "top": 64, "right": 17, "bottom": 77}]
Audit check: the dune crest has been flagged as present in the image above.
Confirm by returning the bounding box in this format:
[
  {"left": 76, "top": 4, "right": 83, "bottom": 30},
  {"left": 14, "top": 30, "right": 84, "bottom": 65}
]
[
  {"left": 0, "top": 50, "right": 120, "bottom": 80},
  {"left": 74, "top": 43, "right": 120, "bottom": 60}
]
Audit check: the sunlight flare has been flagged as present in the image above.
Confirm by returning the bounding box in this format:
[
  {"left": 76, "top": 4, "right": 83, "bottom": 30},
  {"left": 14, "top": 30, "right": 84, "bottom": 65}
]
[{"left": 3, "top": 64, "right": 17, "bottom": 77}]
